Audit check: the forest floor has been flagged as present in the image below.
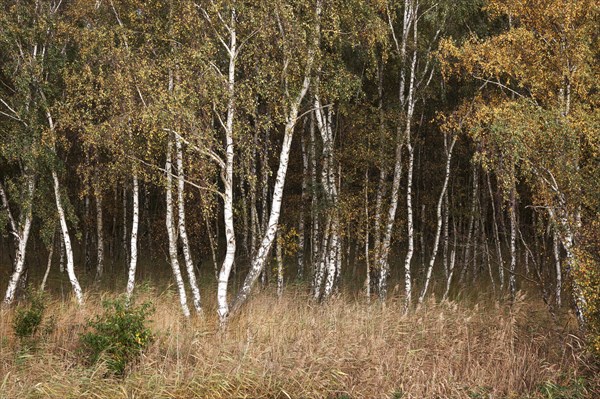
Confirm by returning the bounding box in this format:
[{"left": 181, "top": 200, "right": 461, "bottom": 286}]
[{"left": 0, "top": 285, "right": 598, "bottom": 399}]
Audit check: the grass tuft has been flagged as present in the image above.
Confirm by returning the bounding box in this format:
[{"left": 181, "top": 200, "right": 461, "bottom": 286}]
[{"left": 0, "top": 287, "right": 597, "bottom": 398}]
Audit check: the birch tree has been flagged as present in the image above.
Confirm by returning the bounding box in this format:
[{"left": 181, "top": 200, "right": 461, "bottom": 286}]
[
  {"left": 230, "top": 0, "right": 322, "bottom": 316},
  {"left": 440, "top": 0, "right": 599, "bottom": 326}
]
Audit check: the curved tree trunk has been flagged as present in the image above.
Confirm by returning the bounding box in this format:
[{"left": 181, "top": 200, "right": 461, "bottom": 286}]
[
  {"left": 419, "top": 135, "right": 456, "bottom": 304},
  {"left": 2, "top": 176, "right": 35, "bottom": 305},
  {"left": 175, "top": 134, "right": 202, "bottom": 314},
  {"left": 53, "top": 170, "right": 83, "bottom": 305},
  {"left": 165, "top": 135, "right": 190, "bottom": 318}
]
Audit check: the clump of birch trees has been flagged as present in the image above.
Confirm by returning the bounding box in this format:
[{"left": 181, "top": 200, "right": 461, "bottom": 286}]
[{"left": 0, "top": 0, "right": 598, "bottom": 344}]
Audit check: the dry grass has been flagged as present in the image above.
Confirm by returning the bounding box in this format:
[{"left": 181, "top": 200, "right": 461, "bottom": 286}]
[{"left": 0, "top": 286, "right": 597, "bottom": 399}]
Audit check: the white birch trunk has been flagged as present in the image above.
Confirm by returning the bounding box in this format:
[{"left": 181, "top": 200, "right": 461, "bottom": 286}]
[
  {"left": 231, "top": 1, "right": 320, "bottom": 313},
  {"left": 259, "top": 127, "right": 270, "bottom": 287},
  {"left": 372, "top": 59, "right": 387, "bottom": 269},
  {"left": 2, "top": 176, "right": 35, "bottom": 305},
  {"left": 553, "top": 230, "right": 562, "bottom": 307},
  {"left": 217, "top": 8, "right": 237, "bottom": 323},
  {"left": 377, "top": 0, "right": 419, "bottom": 301},
  {"left": 232, "top": 41, "right": 317, "bottom": 312},
  {"left": 40, "top": 229, "right": 55, "bottom": 292},
  {"left": 125, "top": 170, "right": 139, "bottom": 300},
  {"left": 403, "top": 141, "right": 415, "bottom": 309},
  {"left": 52, "top": 170, "right": 83, "bottom": 305},
  {"left": 418, "top": 135, "right": 456, "bottom": 304},
  {"left": 175, "top": 134, "right": 202, "bottom": 314},
  {"left": 509, "top": 187, "right": 517, "bottom": 300},
  {"left": 314, "top": 94, "right": 341, "bottom": 300},
  {"left": 309, "top": 113, "right": 320, "bottom": 282},
  {"left": 250, "top": 129, "right": 260, "bottom": 257},
  {"left": 401, "top": 12, "right": 419, "bottom": 309},
  {"left": 313, "top": 220, "right": 330, "bottom": 298},
  {"left": 59, "top": 230, "right": 65, "bottom": 273},
  {"left": 166, "top": 135, "right": 190, "bottom": 318}
]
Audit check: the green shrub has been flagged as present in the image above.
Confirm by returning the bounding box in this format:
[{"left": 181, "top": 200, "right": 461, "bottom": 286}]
[
  {"left": 538, "top": 378, "right": 588, "bottom": 399},
  {"left": 13, "top": 291, "right": 45, "bottom": 339},
  {"left": 80, "top": 298, "right": 154, "bottom": 375}
]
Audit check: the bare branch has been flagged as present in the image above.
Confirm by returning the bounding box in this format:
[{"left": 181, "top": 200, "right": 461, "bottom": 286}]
[
  {"left": 0, "top": 180, "right": 18, "bottom": 238},
  {"left": 162, "top": 128, "right": 226, "bottom": 170},
  {"left": 126, "top": 154, "right": 225, "bottom": 200}
]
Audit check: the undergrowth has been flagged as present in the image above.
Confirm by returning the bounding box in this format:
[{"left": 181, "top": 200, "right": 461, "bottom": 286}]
[
  {"left": 0, "top": 287, "right": 597, "bottom": 398},
  {"left": 79, "top": 297, "right": 154, "bottom": 375}
]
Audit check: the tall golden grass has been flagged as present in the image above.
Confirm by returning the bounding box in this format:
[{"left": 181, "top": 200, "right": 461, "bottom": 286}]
[{"left": 0, "top": 286, "right": 597, "bottom": 398}]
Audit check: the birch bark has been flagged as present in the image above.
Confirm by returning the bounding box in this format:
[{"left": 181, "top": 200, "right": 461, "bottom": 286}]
[
  {"left": 166, "top": 135, "right": 190, "bottom": 318},
  {"left": 231, "top": 0, "right": 321, "bottom": 313},
  {"left": 125, "top": 169, "right": 139, "bottom": 300},
  {"left": 216, "top": 7, "right": 237, "bottom": 323},
  {"left": 553, "top": 230, "right": 562, "bottom": 307},
  {"left": 175, "top": 134, "right": 202, "bottom": 314},
  {"left": 1, "top": 176, "right": 35, "bottom": 305},
  {"left": 418, "top": 135, "right": 456, "bottom": 304},
  {"left": 52, "top": 170, "right": 83, "bottom": 305}
]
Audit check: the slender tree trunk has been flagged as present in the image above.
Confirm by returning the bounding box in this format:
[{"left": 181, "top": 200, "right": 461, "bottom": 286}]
[
  {"left": 2, "top": 176, "right": 35, "bottom": 305},
  {"left": 217, "top": 8, "right": 237, "bottom": 324},
  {"left": 175, "top": 134, "right": 202, "bottom": 314},
  {"left": 259, "top": 127, "right": 270, "bottom": 287},
  {"left": 314, "top": 94, "right": 341, "bottom": 300},
  {"left": 203, "top": 203, "right": 219, "bottom": 280},
  {"left": 376, "top": 127, "right": 403, "bottom": 300},
  {"left": 402, "top": 17, "right": 419, "bottom": 310},
  {"left": 122, "top": 182, "right": 128, "bottom": 264},
  {"left": 372, "top": 57, "right": 387, "bottom": 277},
  {"left": 166, "top": 135, "right": 190, "bottom": 318},
  {"left": 404, "top": 141, "right": 415, "bottom": 310},
  {"left": 509, "top": 186, "right": 517, "bottom": 300},
  {"left": 553, "top": 230, "right": 562, "bottom": 307},
  {"left": 40, "top": 229, "right": 55, "bottom": 292},
  {"left": 250, "top": 129, "right": 260, "bottom": 258},
  {"left": 241, "top": 168, "right": 250, "bottom": 257},
  {"left": 126, "top": 170, "right": 139, "bottom": 300},
  {"left": 52, "top": 170, "right": 83, "bottom": 305},
  {"left": 95, "top": 188, "right": 104, "bottom": 283},
  {"left": 84, "top": 193, "right": 91, "bottom": 271},
  {"left": 443, "top": 226, "right": 458, "bottom": 301},
  {"left": 418, "top": 135, "right": 456, "bottom": 304},
  {"left": 482, "top": 214, "right": 496, "bottom": 294},
  {"left": 231, "top": 5, "right": 319, "bottom": 310},
  {"left": 111, "top": 182, "right": 117, "bottom": 259},
  {"left": 277, "top": 231, "right": 284, "bottom": 298},
  {"left": 59, "top": 230, "right": 65, "bottom": 273},
  {"left": 297, "top": 130, "right": 308, "bottom": 279},
  {"left": 459, "top": 163, "right": 478, "bottom": 285},
  {"left": 310, "top": 113, "right": 319, "bottom": 285},
  {"left": 487, "top": 172, "right": 505, "bottom": 292}
]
